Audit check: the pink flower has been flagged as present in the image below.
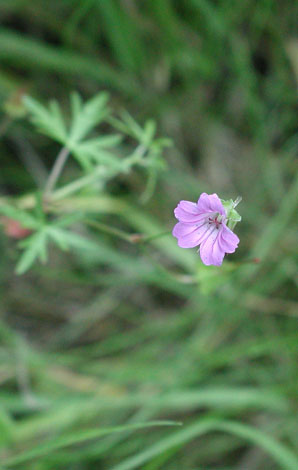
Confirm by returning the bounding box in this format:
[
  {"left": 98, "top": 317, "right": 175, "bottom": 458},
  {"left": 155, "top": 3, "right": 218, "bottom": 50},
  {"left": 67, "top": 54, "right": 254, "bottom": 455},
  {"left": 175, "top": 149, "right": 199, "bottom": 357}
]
[{"left": 172, "top": 193, "right": 240, "bottom": 266}]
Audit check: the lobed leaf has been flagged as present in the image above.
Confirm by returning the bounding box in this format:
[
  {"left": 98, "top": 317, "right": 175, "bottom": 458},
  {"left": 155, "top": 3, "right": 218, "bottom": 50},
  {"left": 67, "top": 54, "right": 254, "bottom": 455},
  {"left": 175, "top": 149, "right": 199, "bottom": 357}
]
[
  {"left": 16, "top": 230, "right": 48, "bottom": 275},
  {"left": 68, "top": 92, "right": 110, "bottom": 146},
  {"left": 23, "top": 96, "right": 67, "bottom": 144},
  {"left": 0, "top": 205, "right": 40, "bottom": 230}
]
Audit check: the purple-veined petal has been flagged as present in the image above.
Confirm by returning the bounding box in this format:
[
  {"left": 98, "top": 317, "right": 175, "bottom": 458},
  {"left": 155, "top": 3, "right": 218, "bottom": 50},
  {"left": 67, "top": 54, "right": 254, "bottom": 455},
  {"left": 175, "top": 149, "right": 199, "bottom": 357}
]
[
  {"left": 199, "top": 227, "right": 225, "bottom": 266},
  {"left": 219, "top": 223, "right": 239, "bottom": 253},
  {"left": 197, "top": 193, "right": 226, "bottom": 216},
  {"left": 172, "top": 221, "right": 208, "bottom": 248},
  {"left": 174, "top": 200, "right": 208, "bottom": 224},
  {"left": 194, "top": 223, "right": 216, "bottom": 246},
  {"left": 211, "top": 237, "right": 226, "bottom": 266}
]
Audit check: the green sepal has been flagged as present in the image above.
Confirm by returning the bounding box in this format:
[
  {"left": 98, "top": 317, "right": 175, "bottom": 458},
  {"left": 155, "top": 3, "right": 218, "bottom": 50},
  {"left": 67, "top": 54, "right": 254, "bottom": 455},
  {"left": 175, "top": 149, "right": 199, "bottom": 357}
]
[{"left": 221, "top": 198, "right": 241, "bottom": 230}]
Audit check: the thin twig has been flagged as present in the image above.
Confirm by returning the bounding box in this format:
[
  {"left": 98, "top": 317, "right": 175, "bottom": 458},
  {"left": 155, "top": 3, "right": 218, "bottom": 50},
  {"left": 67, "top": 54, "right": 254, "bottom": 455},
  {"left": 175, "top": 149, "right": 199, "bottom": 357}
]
[{"left": 44, "top": 147, "right": 70, "bottom": 199}]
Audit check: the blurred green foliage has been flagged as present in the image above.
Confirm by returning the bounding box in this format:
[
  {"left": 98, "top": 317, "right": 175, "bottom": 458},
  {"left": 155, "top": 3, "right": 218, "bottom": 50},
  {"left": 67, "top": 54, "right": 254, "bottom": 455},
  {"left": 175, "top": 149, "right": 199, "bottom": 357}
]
[{"left": 0, "top": 1, "right": 297, "bottom": 469}]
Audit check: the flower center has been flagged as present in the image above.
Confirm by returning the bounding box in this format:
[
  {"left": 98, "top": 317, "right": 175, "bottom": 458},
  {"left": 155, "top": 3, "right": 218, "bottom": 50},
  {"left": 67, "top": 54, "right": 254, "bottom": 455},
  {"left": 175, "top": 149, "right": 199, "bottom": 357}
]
[{"left": 208, "top": 214, "right": 222, "bottom": 229}]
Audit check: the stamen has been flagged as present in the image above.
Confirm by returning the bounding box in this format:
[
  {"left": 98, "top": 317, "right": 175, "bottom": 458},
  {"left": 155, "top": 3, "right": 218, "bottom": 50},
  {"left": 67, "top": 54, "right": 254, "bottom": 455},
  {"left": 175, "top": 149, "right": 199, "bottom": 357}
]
[{"left": 208, "top": 214, "right": 223, "bottom": 229}]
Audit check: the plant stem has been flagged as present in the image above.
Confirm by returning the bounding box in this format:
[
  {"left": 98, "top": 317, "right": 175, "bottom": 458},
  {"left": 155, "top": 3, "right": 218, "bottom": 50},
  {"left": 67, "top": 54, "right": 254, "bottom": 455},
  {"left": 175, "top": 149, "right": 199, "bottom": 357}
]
[
  {"left": 50, "top": 142, "right": 148, "bottom": 202},
  {"left": 139, "top": 230, "right": 172, "bottom": 244},
  {"left": 86, "top": 220, "right": 171, "bottom": 245},
  {"left": 86, "top": 220, "right": 132, "bottom": 242},
  {"left": 51, "top": 167, "right": 106, "bottom": 201},
  {"left": 44, "top": 147, "right": 70, "bottom": 199},
  {"left": 122, "top": 144, "right": 147, "bottom": 170}
]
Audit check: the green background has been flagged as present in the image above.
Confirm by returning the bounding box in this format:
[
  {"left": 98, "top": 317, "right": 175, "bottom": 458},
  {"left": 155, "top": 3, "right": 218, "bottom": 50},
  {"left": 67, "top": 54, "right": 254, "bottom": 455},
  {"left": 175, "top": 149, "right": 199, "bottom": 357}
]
[{"left": 0, "top": 1, "right": 297, "bottom": 469}]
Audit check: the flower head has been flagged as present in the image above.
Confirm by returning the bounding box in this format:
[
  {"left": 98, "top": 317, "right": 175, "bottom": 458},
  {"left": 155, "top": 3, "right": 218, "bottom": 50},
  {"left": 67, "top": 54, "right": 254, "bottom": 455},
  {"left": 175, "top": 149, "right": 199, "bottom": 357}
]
[{"left": 172, "top": 193, "right": 240, "bottom": 266}]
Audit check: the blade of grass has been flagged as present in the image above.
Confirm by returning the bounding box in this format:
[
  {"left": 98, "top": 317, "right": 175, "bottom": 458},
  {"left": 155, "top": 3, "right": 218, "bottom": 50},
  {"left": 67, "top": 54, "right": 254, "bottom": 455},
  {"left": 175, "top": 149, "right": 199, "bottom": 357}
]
[
  {"left": 0, "top": 29, "right": 138, "bottom": 96},
  {"left": 111, "top": 419, "right": 298, "bottom": 470},
  {"left": 96, "top": 0, "right": 144, "bottom": 72},
  {"left": 3, "top": 421, "right": 181, "bottom": 467}
]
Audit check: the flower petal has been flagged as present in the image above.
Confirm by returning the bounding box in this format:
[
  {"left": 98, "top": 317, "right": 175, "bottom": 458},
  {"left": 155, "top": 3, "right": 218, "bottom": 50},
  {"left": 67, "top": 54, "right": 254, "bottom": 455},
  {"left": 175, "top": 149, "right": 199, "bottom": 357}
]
[
  {"left": 174, "top": 200, "right": 207, "bottom": 224},
  {"left": 172, "top": 221, "right": 209, "bottom": 248},
  {"left": 219, "top": 224, "right": 239, "bottom": 253},
  {"left": 197, "top": 193, "right": 226, "bottom": 216},
  {"left": 199, "top": 227, "right": 225, "bottom": 266},
  {"left": 194, "top": 223, "right": 215, "bottom": 245}
]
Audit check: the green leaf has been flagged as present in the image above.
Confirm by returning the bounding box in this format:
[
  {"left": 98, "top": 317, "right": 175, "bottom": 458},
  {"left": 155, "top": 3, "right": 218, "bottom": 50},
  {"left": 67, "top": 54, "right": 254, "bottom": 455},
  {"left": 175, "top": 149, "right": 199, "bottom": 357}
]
[
  {"left": 15, "top": 230, "right": 48, "bottom": 275},
  {"left": 33, "top": 191, "right": 46, "bottom": 223},
  {"left": 143, "top": 120, "right": 156, "bottom": 147},
  {"left": 23, "top": 95, "right": 67, "bottom": 144},
  {"left": 46, "top": 227, "right": 70, "bottom": 251},
  {"left": 53, "top": 213, "right": 85, "bottom": 228},
  {"left": 24, "top": 92, "right": 112, "bottom": 171},
  {"left": 151, "top": 137, "right": 173, "bottom": 150},
  {"left": 119, "top": 110, "right": 144, "bottom": 140},
  {"left": 0, "top": 205, "right": 40, "bottom": 230},
  {"left": 48, "top": 227, "right": 99, "bottom": 253},
  {"left": 73, "top": 135, "right": 122, "bottom": 168},
  {"left": 68, "top": 92, "right": 110, "bottom": 146}
]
